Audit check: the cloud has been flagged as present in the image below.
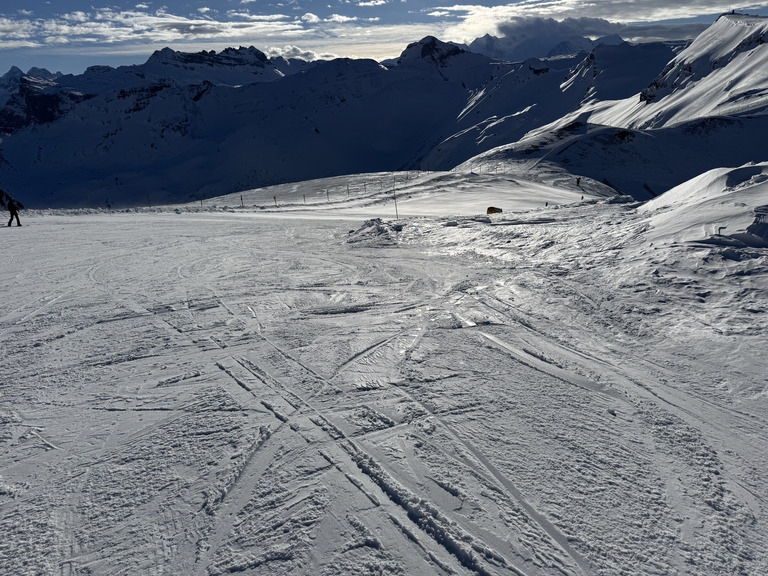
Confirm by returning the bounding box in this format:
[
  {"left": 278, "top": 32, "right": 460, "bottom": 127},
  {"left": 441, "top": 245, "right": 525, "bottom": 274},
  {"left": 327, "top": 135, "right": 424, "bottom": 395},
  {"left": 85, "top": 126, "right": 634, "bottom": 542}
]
[
  {"left": 438, "top": 0, "right": 748, "bottom": 26},
  {"left": 438, "top": 5, "right": 726, "bottom": 45},
  {"left": 496, "top": 15, "right": 713, "bottom": 45},
  {"left": 327, "top": 14, "right": 359, "bottom": 23},
  {"left": 0, "top": 8, "right": 307, "bottom": 49},
  {"left": 0, "top": 16, "right": 37, "bottom": 40},
  {"left": 0, "top": 4, "right": 439, "bottom": 66},
  {"left": 621, "top": 22, "right": 711, "bottom": 42},
  {"left": 227, "top": 13, "right": 292, "bottom": 21},
  {"left": 495, "top": 16, "right": 625, "bottom": 42},
  {"left": 265, "top": 45, "right": 338, "bottom": 61}
]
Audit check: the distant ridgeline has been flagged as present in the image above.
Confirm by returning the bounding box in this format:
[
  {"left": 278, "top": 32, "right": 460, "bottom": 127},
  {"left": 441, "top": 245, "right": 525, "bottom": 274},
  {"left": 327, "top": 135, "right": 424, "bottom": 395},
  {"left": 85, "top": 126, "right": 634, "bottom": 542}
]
[{"left": 1, "top": 14, "right": 767, "bottom": 208}]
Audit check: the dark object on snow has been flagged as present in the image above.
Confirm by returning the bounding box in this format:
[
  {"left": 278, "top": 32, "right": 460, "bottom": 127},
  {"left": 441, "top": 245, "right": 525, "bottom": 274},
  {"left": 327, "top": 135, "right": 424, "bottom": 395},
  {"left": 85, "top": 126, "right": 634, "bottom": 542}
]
[
  {"left": 487, "top": 206, "right": 503, "bottom": 214},
  {"left": 5, "top": 193, "right": 22, "bottom": 226}
]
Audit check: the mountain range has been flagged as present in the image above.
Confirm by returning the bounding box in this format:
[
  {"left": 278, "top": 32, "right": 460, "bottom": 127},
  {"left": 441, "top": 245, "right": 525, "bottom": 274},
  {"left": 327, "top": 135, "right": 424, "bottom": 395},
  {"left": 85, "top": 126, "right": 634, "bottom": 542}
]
[{"left": 0, "top": 13, "right": 766, "bottom": 208}]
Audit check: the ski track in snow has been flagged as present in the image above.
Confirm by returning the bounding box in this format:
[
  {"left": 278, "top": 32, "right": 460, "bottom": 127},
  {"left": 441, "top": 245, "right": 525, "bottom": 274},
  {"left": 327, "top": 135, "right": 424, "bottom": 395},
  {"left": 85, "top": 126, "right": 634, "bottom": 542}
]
[{"left": 1, "top": 202, "right": 766, "bottom": 576}]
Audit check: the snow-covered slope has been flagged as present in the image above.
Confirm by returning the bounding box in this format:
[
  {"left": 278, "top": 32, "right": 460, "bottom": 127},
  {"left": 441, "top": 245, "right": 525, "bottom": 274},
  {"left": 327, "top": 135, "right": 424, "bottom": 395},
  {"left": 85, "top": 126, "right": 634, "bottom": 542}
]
[
  {"left": 395, "top": 36, "right": 495, "bottom": 89},
  {"left": 639, "top": 162, "right": 768, "bottom": 247},
  {"left": 0, "top": 67, "right": 25, "bottom": 108},
  {"left": 0, "top": 54, "right": 479, "bottom": 208},
  {"left": 0, "top": 66, "right": 60, "bottom": 108},
  {"left": 3, "top": 16, "right": 768, "bottom": 575},
  {"left": 2, "top": 168, "right": 766, "bottom": 575},
  {"left": 0, "top": 38, "right": 494, "bottom": 208},
  {"left": 0, "top": 47, "right": 315, "bottom": 136},
  {"left": 588, "top": 14, "right": 768, "bottom": 128},
  {"left": 465, "top": 114, "right": 768, "bottom": 200},
  {"left": 562, "top": 42, "right": 680, "bottom": 103},
  {"left": 54, "top": 45, "right": 313, "bottom": 95},
  {"left": 424, "top": 41, "right": 676, "bottom": 171},
  {"left": 457, "top": 14, "right": 768, "bottom": 200}
]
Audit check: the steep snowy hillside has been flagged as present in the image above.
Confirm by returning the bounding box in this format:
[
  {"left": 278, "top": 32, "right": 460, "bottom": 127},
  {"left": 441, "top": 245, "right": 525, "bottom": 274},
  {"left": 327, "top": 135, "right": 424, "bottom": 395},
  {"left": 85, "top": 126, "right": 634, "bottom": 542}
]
[
  {"left": 591, "top": 13, "right": 768, "bottom": 128},
  {"left": 424, "top": 41, "right": 676, "bottom": 170},
  {"left": 395, "top": 36, "right": 494, "bottom": 90},
  {"left": 0, "top": 67, "right": 26, "bottom": 108},
  {"left": 466, "top": 114, "right": 768, "bottom": 200},
  {"left": 562, "top": 42, "right": 680, "bottom": 103},
  {"left": 461, "top": 14, "right": 768, "bottom": 200},
  {"left": 0, "top": 75, "right": 92, "bottom": 134}
]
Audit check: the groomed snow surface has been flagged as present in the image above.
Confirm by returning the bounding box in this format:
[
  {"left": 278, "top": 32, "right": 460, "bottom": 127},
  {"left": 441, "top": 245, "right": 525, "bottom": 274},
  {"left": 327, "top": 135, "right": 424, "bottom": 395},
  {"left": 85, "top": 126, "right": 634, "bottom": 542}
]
[{"left": 2, "top": 168, "right": 767, "bottom": 575}]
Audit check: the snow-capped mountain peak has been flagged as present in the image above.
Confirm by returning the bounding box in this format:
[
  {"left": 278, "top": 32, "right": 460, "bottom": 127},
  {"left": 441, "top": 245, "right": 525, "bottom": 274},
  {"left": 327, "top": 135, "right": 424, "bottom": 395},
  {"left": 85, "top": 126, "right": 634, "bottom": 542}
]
[
  {"left": 397, "top": 36, "right": 466, "bottom": 67},
  {"left": 146, "top": 45, "right": 270, "bottom": 69},
  {"left": 641, "top": 14, "right": 768, "bottom": 107}
]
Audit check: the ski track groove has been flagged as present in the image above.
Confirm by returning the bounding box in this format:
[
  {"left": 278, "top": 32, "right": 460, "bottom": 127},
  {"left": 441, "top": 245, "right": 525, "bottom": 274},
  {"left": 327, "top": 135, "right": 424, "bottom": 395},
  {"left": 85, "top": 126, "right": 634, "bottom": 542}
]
[
  {"left": 4, "top": 212, "right": 766, "bottom": 575},
  {"left": 264, "top": 312, "right": 583, "bottom": 574},
  {"left": 379, "top": 327, "right": 594, "bottom": 576},
  {"left": 194, "top": 287, "right": 565, "bottom": 576},
  {"left": 205, "top": 341, "right": 480, "bottom": 576}
]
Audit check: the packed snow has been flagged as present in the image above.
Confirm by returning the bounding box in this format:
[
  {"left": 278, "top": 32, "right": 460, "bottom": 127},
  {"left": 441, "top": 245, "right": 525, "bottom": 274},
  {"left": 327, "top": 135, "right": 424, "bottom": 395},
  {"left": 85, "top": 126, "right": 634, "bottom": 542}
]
[
  {"left": 1, "top": 166, "right": 766, "bottom": 575},
  {"left": 2, "top": 12, "right": 768, "bottom": 576}
]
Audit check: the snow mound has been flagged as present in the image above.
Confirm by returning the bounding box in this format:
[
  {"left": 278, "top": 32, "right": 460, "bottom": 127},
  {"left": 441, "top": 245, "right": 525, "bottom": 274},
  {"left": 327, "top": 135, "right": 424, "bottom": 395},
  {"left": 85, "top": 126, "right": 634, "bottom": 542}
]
[
  {"left": 347, "top": 218, "right": 404, "bottom": 246},
  {"left": 639, "top": 162, "right": 768, "bottom": 248}
]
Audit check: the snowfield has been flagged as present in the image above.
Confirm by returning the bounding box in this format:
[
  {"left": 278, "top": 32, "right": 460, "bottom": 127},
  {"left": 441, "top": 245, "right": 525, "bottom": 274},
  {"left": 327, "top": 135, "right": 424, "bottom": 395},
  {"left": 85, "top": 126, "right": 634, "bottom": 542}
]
[{"left": 2, "top": 169, "right": 766, "bottom": 575}]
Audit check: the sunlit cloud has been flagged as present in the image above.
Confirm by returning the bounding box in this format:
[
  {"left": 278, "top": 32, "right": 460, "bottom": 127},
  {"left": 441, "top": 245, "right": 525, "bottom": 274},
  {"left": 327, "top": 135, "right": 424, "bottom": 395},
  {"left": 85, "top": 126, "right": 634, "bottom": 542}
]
[
  {"left": 265, "top": 44, "right": 338, "bottom": 60},
  {"left": 0, "top": 8, "right": 309, "bottom": 49},
  {"left": 328, "top": 14, "right": 359, "bottom": 23},
  {"left": 437, "top": 11, "right": 714, "bottom": 49},
  {"left": 227, "top": 12, "right": 293, "bottom": 21},
  {"left": 434, "top": 1, "right": 756, "bottom": 42}
]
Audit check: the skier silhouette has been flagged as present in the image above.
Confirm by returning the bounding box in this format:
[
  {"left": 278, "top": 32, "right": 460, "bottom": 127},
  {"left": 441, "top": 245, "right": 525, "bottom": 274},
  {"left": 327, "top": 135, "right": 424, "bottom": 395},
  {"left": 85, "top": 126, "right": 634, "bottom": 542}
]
[{"left": 6, "top": 195, "right": 22, "bottom": 226}]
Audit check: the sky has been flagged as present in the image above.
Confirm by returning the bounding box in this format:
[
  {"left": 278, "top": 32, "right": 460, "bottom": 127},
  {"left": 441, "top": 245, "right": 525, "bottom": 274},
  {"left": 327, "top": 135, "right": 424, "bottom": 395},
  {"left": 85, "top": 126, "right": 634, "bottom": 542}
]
[{"left": 1, "top": 1, "right": 768, "bottom": 74}]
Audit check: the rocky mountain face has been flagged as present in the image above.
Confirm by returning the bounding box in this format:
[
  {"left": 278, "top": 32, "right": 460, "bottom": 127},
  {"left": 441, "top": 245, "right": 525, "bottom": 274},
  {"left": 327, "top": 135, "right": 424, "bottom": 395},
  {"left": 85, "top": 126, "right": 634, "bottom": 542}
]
[
  {"left": 0, "top": 75, "right": 92, "bottom": 134},
  {"left": 0, "top": 46, "right": 314, "bottom": 135}
]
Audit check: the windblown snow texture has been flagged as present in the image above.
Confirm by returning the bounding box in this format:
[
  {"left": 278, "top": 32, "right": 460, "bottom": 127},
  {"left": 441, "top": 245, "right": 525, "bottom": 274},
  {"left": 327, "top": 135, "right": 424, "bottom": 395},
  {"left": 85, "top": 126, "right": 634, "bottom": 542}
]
[{"left": 1, "top": 163, "right": 766, "bottom": 574}]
